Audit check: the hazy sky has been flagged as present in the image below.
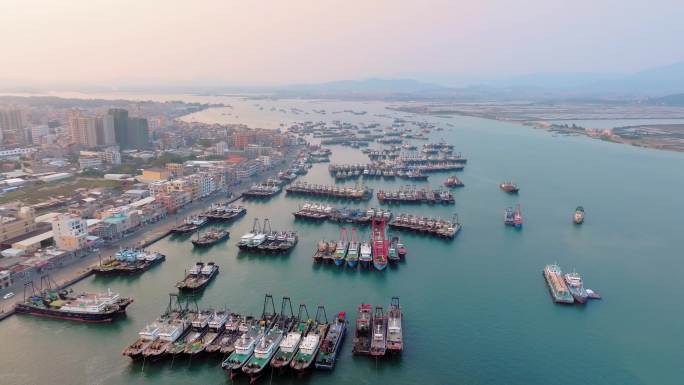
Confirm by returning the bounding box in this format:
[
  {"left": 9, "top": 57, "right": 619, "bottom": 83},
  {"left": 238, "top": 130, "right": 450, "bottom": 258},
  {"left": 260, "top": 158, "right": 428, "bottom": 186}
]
[{"left": 1, "top": 0, "right": 683, "bottom": 86}]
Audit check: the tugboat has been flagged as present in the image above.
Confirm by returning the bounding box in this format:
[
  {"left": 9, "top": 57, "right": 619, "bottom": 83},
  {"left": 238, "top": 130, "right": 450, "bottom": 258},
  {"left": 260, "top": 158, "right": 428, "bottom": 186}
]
[
  {"left": 369, "top": 306, "right": 387, "bottom": 357},
  {"left": 243, "top": 298, "right": 296, "bottom": 383},
  {"left": 352, "top": 303, "right": 372, "bottom": 355},
  {"left": 386, "top": 297, "right": 403, "bottom": 353},
  {"left": 573, "top": 206, "right": 585, "bottom": 224},
  {"left": 333, "top": 228, "right": 349, "bottom": 267},
  {"left": 359, "top": 240, "right": 372, "bottom": 269},
  {"left": 499, "top": 181, "right": 519, "bottom": 193},
  {"left": 271, "top": 304, "right": 311, "bottom": 370},
  {"left": 543, "top": 264, "right": 574, "bottom": 304},
  {"left": 346, "top": 228, "right": 360, "bottom": 268},
  {"left": 15, "top": 280, "right": 132, "bottom": 323},
  {"left": 513, "top": 204, "right": 523, "bottom": 229},
  {"left": 191, "top": 228, "right": 229, "bottom": 247},
  {"left": 291, "top": 306, "right": 328, "bottom": 373},
  {"left": 371, "top": 218, "right": 388, "bottom": 271},
  {"left": 564, "top": 271, "right": 589, "bottom": 304},
  {"left": 176, "top": 262, "right": 219, "bottom": 293},
  {"left": 444, "top": 175, "right": 464, "bottom": 188},
  {"left": 314, "top": 311, "right": 347, "bottom": 370}
]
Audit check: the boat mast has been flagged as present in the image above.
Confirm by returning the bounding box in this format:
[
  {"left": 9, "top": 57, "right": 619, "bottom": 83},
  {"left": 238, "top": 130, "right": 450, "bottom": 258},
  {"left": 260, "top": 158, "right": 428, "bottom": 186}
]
[
  {"left": 296, "top": 303, "right": 310, "bottom": 323},
  {"left": 315, "top": 305, "right": 328, "bottom": 324},
  {"left": 280, "top": 296, "right": 294, "bottom": 321},
  {"left": 261, "top": 293, "right": 276, "bottom": 320}
]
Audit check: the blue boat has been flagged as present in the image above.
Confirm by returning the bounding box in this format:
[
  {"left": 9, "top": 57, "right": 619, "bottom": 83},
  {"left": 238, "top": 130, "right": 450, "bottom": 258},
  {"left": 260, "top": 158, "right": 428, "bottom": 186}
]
[
  {"left": 332, "top": 229, "right": 349, "bottom": 267},
  {"left": 314, "top": 312, "right": 346, "bottom": 370}
]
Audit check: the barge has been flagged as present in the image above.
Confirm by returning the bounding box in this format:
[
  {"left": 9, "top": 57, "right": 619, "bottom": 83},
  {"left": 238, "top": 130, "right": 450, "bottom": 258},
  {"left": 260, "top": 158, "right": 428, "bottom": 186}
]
[{"left": 543, "top": 264, "right": 574, "bottom": 304}]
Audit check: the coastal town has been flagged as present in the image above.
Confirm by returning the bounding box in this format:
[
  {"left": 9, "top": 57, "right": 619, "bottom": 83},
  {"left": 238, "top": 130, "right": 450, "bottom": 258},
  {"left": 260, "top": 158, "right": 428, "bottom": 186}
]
[{"left": 0, "top": 96, "right": 302, "bottom": 316}]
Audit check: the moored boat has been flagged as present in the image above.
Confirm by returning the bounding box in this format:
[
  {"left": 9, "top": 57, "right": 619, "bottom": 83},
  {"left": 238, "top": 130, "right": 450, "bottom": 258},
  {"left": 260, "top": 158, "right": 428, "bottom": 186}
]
[
  {"left": 386, "top": 297, "right": 403, "bottom": 353},
  {"left": 543, "top": 264, "right": 574, "bottom": 304},
  {"left": 352, "top": 304, "right": 372, "bottom": 355},
  {"left": 176, "top": 262, "right": 219, "bottom": 293},
  {"left": 369, "top": 306, "right": 387, "bottom": 357},
  {"left": 291, "top": 306, "right": 329, "bottom": 372},
  {"left": 359, "top": 240, "right": 372, "bottom": 268},
  {"left": 346, "top": 228, "right": 360, "bottom": 268},
  {"left": 271, "top": 304, "right": 311, "bottom": 369},
  {"left": 371, "top": 218, "right": 388, "bottom": 271},
  {"left": 191, "top": 228, "right": 229, "bottom": 247},
  {"left": 314, "top": 311, "right": 346, "bottom": 370},
  {"left": 499, "top": 181, "right": 519, "bottom": 193},
  {"left": 564, "top": 271, "right": 589, "bottom": 304},
  {"left": 513, "top": 204, "right": 523, "bottom": 229},
  {"left": 573, "top": 206, "right": 585, "bottom": 224}
]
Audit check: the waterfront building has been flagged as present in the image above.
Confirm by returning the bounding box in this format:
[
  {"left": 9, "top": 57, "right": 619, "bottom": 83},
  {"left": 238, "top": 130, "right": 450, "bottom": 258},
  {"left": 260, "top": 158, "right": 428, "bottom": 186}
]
[
  {"left": 51, "top": 213, "right": 88, "bottom": 251},
  {"left": 0, "top": 206, "right": 37, "bottom": 243}
]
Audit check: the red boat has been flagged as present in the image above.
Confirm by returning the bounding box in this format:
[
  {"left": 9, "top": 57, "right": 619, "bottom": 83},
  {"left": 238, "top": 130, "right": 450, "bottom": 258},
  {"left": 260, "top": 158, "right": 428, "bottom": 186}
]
[{"left": 371, "top": 218, "right": 388, "bottom": 271}]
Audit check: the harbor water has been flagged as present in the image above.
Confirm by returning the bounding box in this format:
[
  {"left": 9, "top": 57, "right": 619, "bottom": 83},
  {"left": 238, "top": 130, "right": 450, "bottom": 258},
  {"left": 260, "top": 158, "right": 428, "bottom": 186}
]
[{"left": 0, "top": 97, "right": 683, "bottom": 385}]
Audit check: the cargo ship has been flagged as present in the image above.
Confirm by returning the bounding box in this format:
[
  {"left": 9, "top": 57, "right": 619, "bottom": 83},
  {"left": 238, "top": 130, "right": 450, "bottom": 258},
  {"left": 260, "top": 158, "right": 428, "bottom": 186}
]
[
  {"left": 573, "top": 206, "right": 585, "bottom": 224},
  {"left": 191, "top": 228, "right": 229, "bottom": 247},
  {"left": 369, "top": 306, "right": 387, "bottom": 356},
  {"left": 271, "top": 304, "right": 311, "bottom": 369},
  {"left": 564, "top": 271, "right": 589, "bottom": 304},
  {"left": 352, "top": 304, "right": 372, "bottom": 355},
  {"left": 543, "top": 264, "right": 574, "bottom": 304},
  {"left": 499, "top": 181, "right": 519, "bottom": 193},
  {"left": 371, "top": 218, "right": 388, "bottom": 271},
  {"left": 15, "top": 285, "right": 132, "bottom": 323},
  {"left": 315, "top": 311, "right": 346, "bottom": 370},
  {"left": 346, "top": 228, "right": 360, "bottom": 268},
  {"left": 176, "top": 262, "right": 219, "bottom": 293},
  {"left": 333, "top": 228, "right": 349, "bottom": 267},
  {"left": 386, "top": 297, "right": 403, "bottom": 353},
  {"left": 93, "top": 248, "right": 165, "bottom": 276},
  {"left": 291, "top": 306, "right": 329, "bottom": 372},
  {"left": 171, "top": 215, "right": 208, "bottom": 234},
  {"left": 204, "top": 203, "right": 246, "bottom": 222},
  {"left": 359, "top": 240, "right": 372, "bottom": 268}
]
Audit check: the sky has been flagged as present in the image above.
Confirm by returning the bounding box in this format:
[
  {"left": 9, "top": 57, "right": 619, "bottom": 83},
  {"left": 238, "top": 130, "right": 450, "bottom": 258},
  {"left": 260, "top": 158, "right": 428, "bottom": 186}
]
[{"left": 1, "top": 0, "right": 684, "bottom": 87}]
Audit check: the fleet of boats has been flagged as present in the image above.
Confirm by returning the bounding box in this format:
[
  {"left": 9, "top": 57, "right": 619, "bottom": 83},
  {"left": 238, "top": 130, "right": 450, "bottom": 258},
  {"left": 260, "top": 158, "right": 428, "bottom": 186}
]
[
  {"left": 353, "top": 298, "right": 403, "bottom": 358},
  {"left": 93, "top": 248, "right": 165, "bottom": 275},
  {"left": 237, "top": 218, "right": 298, "bottom": 254},
  {"left": 543, "top": 264, "right": 600, "bottom": 304},
  {"left": 176, "top": 262, "right": 219, "bottom": 293}
]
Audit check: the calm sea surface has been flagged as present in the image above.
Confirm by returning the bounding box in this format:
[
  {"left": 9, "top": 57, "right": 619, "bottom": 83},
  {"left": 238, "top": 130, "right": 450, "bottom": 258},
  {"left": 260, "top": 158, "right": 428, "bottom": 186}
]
[{"left": 0, "top": 95, "right": 682, "bottom": 385}]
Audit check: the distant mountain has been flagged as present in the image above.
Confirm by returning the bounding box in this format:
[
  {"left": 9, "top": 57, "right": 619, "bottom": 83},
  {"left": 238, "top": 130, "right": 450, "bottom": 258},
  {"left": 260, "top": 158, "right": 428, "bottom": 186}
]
[
  {"left": 275, "top": 78, "right": 446, "bottom": 96},
  {"left": 643, "top": 93, "right": 684, "bottom": 106}
]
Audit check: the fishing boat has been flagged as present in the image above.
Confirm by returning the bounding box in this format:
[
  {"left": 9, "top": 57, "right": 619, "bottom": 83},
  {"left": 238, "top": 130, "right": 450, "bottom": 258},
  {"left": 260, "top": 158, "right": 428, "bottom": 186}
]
[
  {"left": 176, "top": 262, "right": 219, "bottom": 293},
  {"left": 204, "top": 203, "right": 247, "bottom": 222},
  {"left": 212, "top": 314, "right": 247, "bottom": 355},
  {"left": 93, "top": 248, "right": 165, "bottom": 276},
  {"left": 222, "top": 321, "right": 265, "bottom": 378},
  {"left": 346, "top": 228, "right": 360, "bottom": 268},
  {"left": 122, "top": 321, "right": 161, "bottom": 359},
  {"left": 333, "top": 228, "right": 349, "bottom": 267},
  {"left": 543, "top": 264, "right": 574, "bottom": 304},
  {"left": 388, "top": 236, "right": 401, "bottom": 264},
  {"left": 504, "top": 207, "right": 515, "bottom": 226},
  {"left": 140, "top": 295, "right": 190, "bottom": 359},
  {"left": 271, "top": 304, "right": 311, "bottom": 369},
  {"left": 191, "top": 228, "right": 229, "bottom": 247},
  {"left": 243, "top": 298, "right": 295, "bottom": 383},
  {"left": 386, "top": 297, "right": 403, "bottom": 353},
  {"left": 168, "top": 307, "right": 210, "bottom": 356},
  {"left": 352, "top": 304, "right": 372, "bottom": 355},
  {"left": 564, "top": 271, "right": 589, "bottom": 304},
  {"left": 369, "top": 306, "right": 387, "bottom": 357},
  {"left": 184, "top": 309, "right": 228, "bottom": 355},
  {"left": 315, "top": 311, "right": 347, "bottom": 370},
  {"left": 171, "top": 215, "right": 208, "bottom": 234},
  {"left": 573, "top": 206, "right": 585, "bottom": 224},
  {"left": 371, "top": 218, "right": 388, "bottom": 271},
  {"left": 444, "top": 175, "right": 464, "bottom": 188},
  {"left": 291, "top": 306, "right": 328, "bottom": 372},
  {"left": 15, "top": 284, "right": 132, "bottom": 323},
  {"left": 513, "top": 204, "right": 523, "bottom": 228},
  {"left": 359, "top": 240, "right": 372, "bottom": 268},
  {"left": 499, "top": 181, "right": 519, "bottom": 193}
]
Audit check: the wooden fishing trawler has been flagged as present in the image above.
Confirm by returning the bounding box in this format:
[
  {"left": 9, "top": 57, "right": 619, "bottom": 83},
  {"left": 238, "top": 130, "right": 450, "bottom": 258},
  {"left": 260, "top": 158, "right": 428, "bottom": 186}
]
[{"left": 291, "top": 306, "right": 329, "bottom": 372}]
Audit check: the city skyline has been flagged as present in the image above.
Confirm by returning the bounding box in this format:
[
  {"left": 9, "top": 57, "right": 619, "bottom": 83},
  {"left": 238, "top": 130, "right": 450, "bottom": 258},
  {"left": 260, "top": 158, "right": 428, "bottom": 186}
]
[{"left": 2, "top": 0, "right": 684, "bottom": 87}]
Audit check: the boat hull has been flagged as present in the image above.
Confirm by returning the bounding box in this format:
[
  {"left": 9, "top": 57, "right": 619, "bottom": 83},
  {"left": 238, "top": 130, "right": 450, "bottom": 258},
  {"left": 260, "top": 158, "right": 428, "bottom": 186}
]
[{"left": 14, "top": 303, "right": 129, "bottom": 323}]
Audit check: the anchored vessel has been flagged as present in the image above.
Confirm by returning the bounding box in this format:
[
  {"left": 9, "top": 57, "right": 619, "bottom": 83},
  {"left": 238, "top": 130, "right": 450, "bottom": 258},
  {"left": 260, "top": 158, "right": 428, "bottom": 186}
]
[
  {"left": 213, "top": 313, "right": 247, "bottom": 355},
  {"left": 499, "top": 181, "right": 519, "bottom": 194},
  {"left": 371, "top": 218, "right": 388, "bottom": 271},
  {"left": 346, "top": 228, "right": 360, "bottom": 268},
  {"left": 167, "top": 307, "right": 208, "bottom": 356},
  {"left": 15, "top": 282, "right": 132, "bottom": 323},
  {"left": 573, "top": 206, "right": 585, "bottom": 224},
  {"left": 141, "top": 295, "right": 192, "bottom": 359},
  {"left": 286, "top": 181, "right": 373, "bottom": 200},
  {"left": 237, "top": 218, "right": 298, "bottom": 254},
  {"left": 93, "top": 248, "right": 165, "bottom": 275},
  {"left": 543, "top": 264, "right": 574, "bottom": 304},
  {"left": 184, "top": 309, "right": 226, "bottom": 355},
  {"left": 504, "top": 207, "right": 515, "bottom": 226},
  {"left": 243, "top": 179, "right": 283, "bottom": 198},
  {"left": 444, "top": 175, "right": 464, "bottom": 188},
  {"left": 333, "top": 228, "right": 349, "bottom": 267},
  {"left": 386, "top": 297, "right": 403, "bottom": 353},
  {"left": 122, "top": 321, "right": 162, "bottom": 359},
  {"left": 389, "top": 213, "right": 460, "bottom": 238},
  {"left": 176, "top": 262, "right": 219, "bottom": 293},
  {"left": 291, "top": 306, "right": 329, "bottom": 372},
  {"left": 513, "top": 204, "right": 523, "bottom": 228},
  {"left": 352, "top": 304, "right": 372, "bottom": 355},
  {"left": 359, "top": 240, "right": 372, "bottom": 268},
  {"left": 314, "top": 311, "right": 346, "bottom": 370},
  {"left": 191, "top": 228, "right": 229, "bottom": 247},
  {"left": 377, "top": 187, "right": 454, "bottom": 205},
  {"left": 370, "top": 306, "right": 387, "bottom": 357}
]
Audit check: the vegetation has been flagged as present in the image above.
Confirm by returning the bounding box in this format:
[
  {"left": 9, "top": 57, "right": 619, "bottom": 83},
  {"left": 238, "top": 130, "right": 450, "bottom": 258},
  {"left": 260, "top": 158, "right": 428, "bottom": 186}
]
[{"left": 0, "top": 178, "right": 123, "bottom": 205}]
